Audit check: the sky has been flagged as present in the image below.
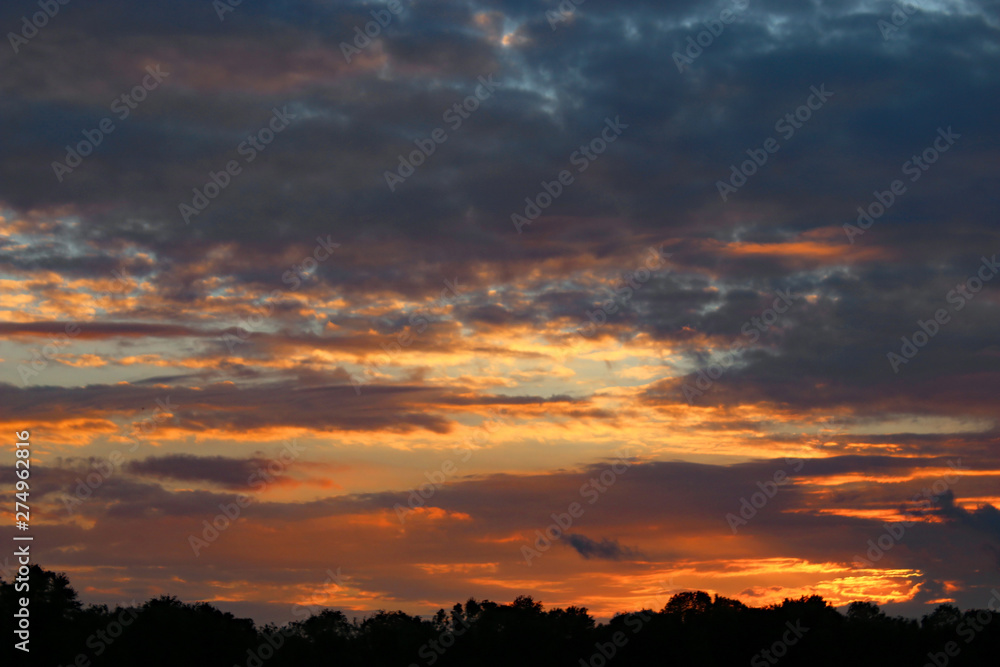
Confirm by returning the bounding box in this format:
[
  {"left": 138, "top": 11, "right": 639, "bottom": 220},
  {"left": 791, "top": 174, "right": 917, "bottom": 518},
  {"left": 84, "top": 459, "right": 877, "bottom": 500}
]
[{"left": 1, "top": 0, "right": 999, "bottom": 626}]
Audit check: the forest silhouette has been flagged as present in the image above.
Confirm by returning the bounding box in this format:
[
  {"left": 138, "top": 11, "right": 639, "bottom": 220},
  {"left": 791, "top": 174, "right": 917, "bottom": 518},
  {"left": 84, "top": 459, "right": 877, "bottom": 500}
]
[{"left": 3, "top": 565, "right": 998, "bottom": 666}]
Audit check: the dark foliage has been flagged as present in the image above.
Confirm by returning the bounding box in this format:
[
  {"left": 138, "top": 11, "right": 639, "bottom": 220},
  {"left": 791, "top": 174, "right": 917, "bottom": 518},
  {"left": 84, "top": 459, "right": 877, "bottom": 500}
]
[{"left": 2, "top": 566, "right": 998, "bottom": 666}]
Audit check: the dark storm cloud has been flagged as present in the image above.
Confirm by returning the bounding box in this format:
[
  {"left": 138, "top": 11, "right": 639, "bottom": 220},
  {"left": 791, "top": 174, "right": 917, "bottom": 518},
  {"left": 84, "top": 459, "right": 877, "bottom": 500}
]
[
  {"left": 125, "top": 454, "right": 285, "bottom": 489},
  {"left": 935, "top": 490, "right": 1000, "bottom": 539},
  {"left": 633, "top": 260, "right": 1000, "bottom": 417},
  {"left": 566, "top": 534, "right": 641, "bottom": 561}
]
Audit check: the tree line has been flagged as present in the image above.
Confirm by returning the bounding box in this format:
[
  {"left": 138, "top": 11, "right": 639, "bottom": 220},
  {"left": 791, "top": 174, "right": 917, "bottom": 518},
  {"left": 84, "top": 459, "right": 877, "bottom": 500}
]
[{"left": 2, "top": 565, "right": 998, "bottom": 666}]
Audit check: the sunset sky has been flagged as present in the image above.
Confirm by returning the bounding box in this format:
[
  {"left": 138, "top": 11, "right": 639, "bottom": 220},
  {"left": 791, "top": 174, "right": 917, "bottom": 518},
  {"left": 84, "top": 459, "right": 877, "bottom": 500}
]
[{"left": 1, "top": 0, "right": 999, "bottom": 626}]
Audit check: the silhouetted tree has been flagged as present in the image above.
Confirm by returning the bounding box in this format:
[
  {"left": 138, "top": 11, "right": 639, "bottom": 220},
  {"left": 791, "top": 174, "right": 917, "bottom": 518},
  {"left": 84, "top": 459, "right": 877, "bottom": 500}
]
[
  {"left": 663, "top": 590, "right": 713, "bottom": 617},
  {"left": 847, "top": 600, "right": 885, "bottom": 622}
]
